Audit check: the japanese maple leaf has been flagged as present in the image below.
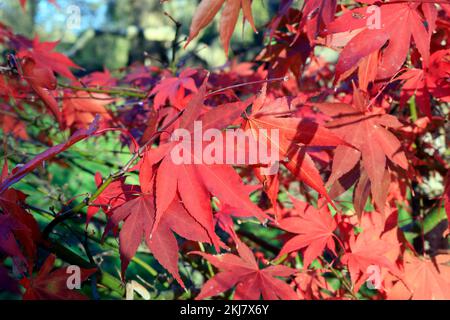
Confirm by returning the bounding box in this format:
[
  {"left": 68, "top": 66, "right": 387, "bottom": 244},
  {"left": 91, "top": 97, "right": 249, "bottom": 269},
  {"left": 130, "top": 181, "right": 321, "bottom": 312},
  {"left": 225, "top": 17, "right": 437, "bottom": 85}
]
[
  {"left": 328, "top": 2, "right": 436, "bottom": 80},
  {"left": 107, "top": 193, "right": 211, "bottom": 287},
  {"left": 19, "top": 55, "right": 62, "bottom": 125},
  {"left": 243, "top": 85, "right": 346, "bottom": 207},
  {"left": 0, "top": 191, "right": 40, "bottom": 264},
  {"left": 316, "top": 88, "right": 408, "bottom": 214},
  {"left": 20, "top": 254, "right": 96, "bottom": 300},
  {"left": 396, "top": 253, "right": 450, "bottom": 300},
  {"left": 341, "top": 229, "right": 397, "bottom": 292},
  {"left": 423, "top": 48, "right": 450, "bottom": 102},
  {"left": 213, "top": 198, "right": 260, "bottom": 244},
  {"left": 276, "top": 196, "right": 337, "bottom": 267},
  {"left": 0, "top": 214, "right": 28, "bottom": 266},
  {"left": 398, "top": 49, "right": 450, "bottom": 117},
  {"left": 0, "top": 104, "right": 28, "bottom": 140},
  {"left": 0, "top": 76, "right": 10, "bottom": 98},
  {"left": 192, "top": 241, "right": 298, "bottom": 300},
  {"left": 0, "top": 163, "right": 40, "bottom": 263},
  {"left": 359, "top": 210, "right": 402, "bottom": 264},
  {"left": 105, "top": 152, "right": 212, "bottom": 286},
  {"left": 146, "top": 82, "right": 267, "bottom": 248},
  {"left": 151, "top": 157, "right": 266, "bottom": 249},
  {"left": 62, "top": 91, "right": 113, "bottom": 130},
  {"left": 186, "top": 0, "right": 256, "bottom": 55},
  {"left": 82, "top": 69, "right": 117, "bottom": 87},
  {"left": 18, "top": 36, "right": 80, "bottom": 80},
  {"left": 257, "top": 30, "right": 311, "bottom": 80},
  {"left": 294, "top": 270, "right": 332, "bottom": 300},
  {"left": 149, "top": 68, "right": 198, "bottom": 110},
  {"left": 86, "top": 172, "right": 135, "bottom": 225},
  {"left": 300, "top": 0, "right": 338, "bottom": 42}
]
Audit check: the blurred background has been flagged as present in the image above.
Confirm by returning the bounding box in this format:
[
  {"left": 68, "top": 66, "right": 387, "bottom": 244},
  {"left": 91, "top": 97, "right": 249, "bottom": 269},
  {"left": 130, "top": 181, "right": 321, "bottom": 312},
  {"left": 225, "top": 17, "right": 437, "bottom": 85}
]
[{"left": 0, "top": 0, "right": 284, "bottom": 72}]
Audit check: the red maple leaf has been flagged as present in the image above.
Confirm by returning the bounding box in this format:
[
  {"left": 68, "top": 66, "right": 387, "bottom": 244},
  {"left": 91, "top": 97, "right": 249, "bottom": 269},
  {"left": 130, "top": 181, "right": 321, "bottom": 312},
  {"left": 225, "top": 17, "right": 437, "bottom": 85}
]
[
  {"left": 19, "top": 56, "right": 62, "bottom": 125},
  {"left": 0, "top": 190, "right": 39, "bottom": 264},
  {"left": 0, "top": 103, "right": 28, "bottom": 140},
  {"left": 20, "top": 254, "right": 96, "bottom": 300},
  {"left": 107, "top": 193, "right": 211, "bottom": 287},
  {"left": 316, "top": 88, "right": 408, "bottom": 215},
  {"left": 341, "top": 228, "right": 397, "bottom": 292},
  {"left": 0, "top": 213, "right": 28, "bottom": 266},
  {"left": 191, "top": 241, "right": 298, "bottom": 300},
  {"left": 18, "top": 36, "right": 80, "bottom": 81},
  {"left": 0, "top": 162, "right": 40, "bottom": 264},
  {"left": 86, "top": 172, "right": 136, "bottom": 224},
  {"left": 393, "top": 253, "right": 450, "bottom": 300},
  {"left": 105, "top": 146, "right": 213, "bottom": 286},
  {"left": 293, "top": 269, "right": 332, "bottom": 300},
  {"left": 398, "top": 49, "right": 450, "bottom": 117},
  {"left": 243, "top": 85, "right": 347, "bottom": 208},
  {"left": 149, "top": 68, "right": 198, "bottom": 110},
  {"left": 146, "top": 81, "right": 268, "bottom": 249},
  {"left": 276, "top": 196, "right": 337, "bottom": 267},
  {"left": 300, "top": 0, "right": 338, "bottom": 42},
  {"left": 62, "top": 91, "right": 113, "bottom": 130},
  {"left": 257, "top": 26, "right": 311, "bottom": 80},
  {"left": 328, "top": 2, "right": 436, "bottom": 80},
  {"left": 186, "top": 0, "right": 256, "bottom": 55}
]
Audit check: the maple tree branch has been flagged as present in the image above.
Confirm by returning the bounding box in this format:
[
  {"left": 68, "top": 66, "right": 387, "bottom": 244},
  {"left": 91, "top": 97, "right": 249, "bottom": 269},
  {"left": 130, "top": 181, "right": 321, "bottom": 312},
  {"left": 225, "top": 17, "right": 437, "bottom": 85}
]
[
  {"left": 164, "top": 11, "right": 182, "bottom": 68},
  {"left": 206, "top": 76, "right": 289, "bottom": 97},
  {"left": 58, "top": 83, "right": 147, "bottom": 98},
  {"left": 319, "top": 256, "right": 358, "bottom": 300}
]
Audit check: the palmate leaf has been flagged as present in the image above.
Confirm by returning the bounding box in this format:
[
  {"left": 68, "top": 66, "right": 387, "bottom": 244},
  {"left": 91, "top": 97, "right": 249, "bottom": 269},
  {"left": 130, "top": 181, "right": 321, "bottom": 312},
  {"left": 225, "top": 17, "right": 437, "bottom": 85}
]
[
  {"left": 328, "top": 1, "right": 436, "bottom": 80},
  {"left": 107, "top": 193, "right": 211, "bottom": 287},
  {"left": 186, "top": 0, "right": 256, "bottom": 55},
  {"left": 109, "top": 82, "right": 268, "bottom": 284},
  {"left": 316, "top": 88, "right": 408, "bottom": 216},
  {"left": 20, "top": 255, "right": 96, "bottom": 300},
  {"left": 191, "top": 241, "right": 297, "bottom": 300},
  {"left": 276, "top": 196, "right": 337, "bottom": 268},
  {"left": 148, "top": 81, "right": 268, "bottom": 248},
  {"left": 243, "top": 85, "right": 347, "bottom": 209}
]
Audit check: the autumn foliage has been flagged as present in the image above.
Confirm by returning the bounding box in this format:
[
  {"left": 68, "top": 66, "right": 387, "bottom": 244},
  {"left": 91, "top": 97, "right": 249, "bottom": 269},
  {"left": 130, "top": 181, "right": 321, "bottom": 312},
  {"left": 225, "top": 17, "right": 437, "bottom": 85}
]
[{"left": 0, "top": 0, "right": 449, "bottom": 300}]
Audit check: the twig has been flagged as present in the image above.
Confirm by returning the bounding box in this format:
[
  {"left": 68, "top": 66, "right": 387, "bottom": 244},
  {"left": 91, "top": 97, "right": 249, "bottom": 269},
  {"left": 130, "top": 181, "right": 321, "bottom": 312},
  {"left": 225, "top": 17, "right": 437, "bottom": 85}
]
[
  {"left": 58, "top": 83, "right": 147, "bottom": 98},
  {"left": 320, "top": 256, "right": 358, "bottom": 299},
  {"left": 206, "top": 76, "right": 288, "bottom": 97},
  {"left": 164, "top": 11, "right": 182, "bottom": 67}
]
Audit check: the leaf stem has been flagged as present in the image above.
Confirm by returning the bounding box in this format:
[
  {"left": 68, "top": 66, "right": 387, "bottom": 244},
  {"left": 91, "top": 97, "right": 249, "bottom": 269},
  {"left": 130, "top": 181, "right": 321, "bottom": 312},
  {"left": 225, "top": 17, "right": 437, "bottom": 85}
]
[{"left": 198, "top": 242, "right": 215, "bottom": 278}]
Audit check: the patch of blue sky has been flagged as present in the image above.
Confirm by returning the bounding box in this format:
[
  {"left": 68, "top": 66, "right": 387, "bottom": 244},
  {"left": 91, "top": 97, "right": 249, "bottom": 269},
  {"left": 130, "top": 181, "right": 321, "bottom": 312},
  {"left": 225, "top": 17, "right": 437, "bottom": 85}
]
[{"left": 36, "top": 0, "right": 107, "bottom": 35}]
